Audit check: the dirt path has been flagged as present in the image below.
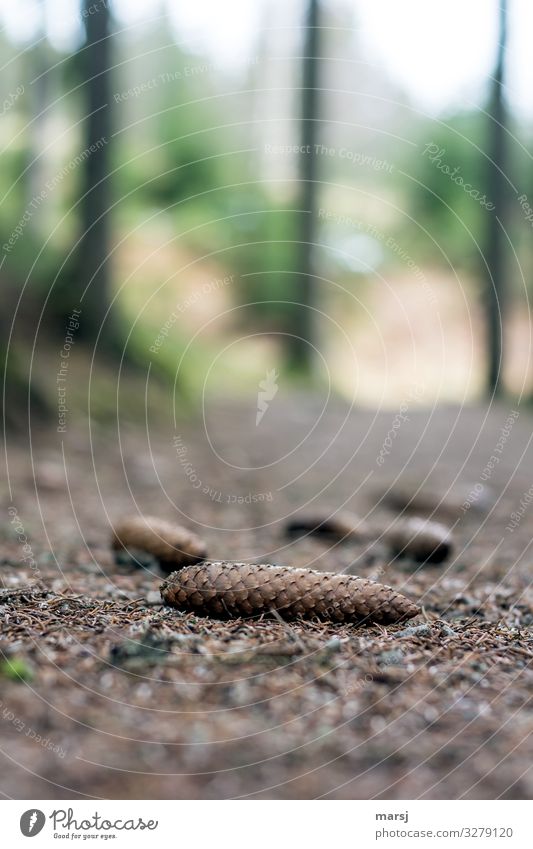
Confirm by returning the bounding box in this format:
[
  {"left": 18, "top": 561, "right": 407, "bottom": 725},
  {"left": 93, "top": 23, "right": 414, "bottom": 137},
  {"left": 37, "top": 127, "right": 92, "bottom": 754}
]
[{"left": 0, "top": 396, "right": 532, "bottom": 799}]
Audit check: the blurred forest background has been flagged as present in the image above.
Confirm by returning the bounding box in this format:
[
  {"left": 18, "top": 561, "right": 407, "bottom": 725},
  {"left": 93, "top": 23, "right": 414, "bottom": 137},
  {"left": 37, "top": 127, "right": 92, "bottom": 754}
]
[{"left": 1, "top": 0, "right": 532, "bottom": 427}]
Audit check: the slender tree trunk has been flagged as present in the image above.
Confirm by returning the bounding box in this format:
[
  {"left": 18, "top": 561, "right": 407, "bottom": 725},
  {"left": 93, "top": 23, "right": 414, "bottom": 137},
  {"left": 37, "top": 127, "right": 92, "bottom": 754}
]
[
  {"left": 485, "top": 0, "right": 508, "bottom": 397},
  {"left": 26, "top": 0, "right": 48, "bottom": 241},
  {"left": 288, "top": 0, "right": 321, "bottom": 373},
  {"left": 78, "top": 0, "right": 113, "bottom": 341}
]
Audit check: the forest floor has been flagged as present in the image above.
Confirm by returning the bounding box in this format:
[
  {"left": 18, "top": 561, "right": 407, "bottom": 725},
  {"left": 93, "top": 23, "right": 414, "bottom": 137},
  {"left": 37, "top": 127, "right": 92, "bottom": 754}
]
[{"left": 0, "top": 392, "right": 532, "bottom": 799}]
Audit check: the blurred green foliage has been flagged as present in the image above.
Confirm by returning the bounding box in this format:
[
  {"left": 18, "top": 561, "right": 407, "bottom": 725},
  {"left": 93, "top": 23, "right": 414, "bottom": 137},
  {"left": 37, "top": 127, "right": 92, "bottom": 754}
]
[
  {"left": 1, "top": 8, "right": 532, "bottom": 408},
  {"left": 0, "top": 657, "right": 34, "bottom": 682}
]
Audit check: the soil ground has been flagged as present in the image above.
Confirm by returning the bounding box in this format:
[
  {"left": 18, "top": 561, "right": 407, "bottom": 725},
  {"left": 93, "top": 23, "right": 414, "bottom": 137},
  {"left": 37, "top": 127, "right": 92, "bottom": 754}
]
[{"left": 0, "top": 394, "right": 532, "bottom": 799}]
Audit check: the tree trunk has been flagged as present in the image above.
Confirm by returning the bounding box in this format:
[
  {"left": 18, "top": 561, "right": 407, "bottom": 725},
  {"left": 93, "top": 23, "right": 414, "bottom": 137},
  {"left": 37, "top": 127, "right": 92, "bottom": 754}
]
[
  {"left": 77, "top": 0, "right": 113, "bottom": 343},
  {"left": 26, "top": 1, "right": 49, "bottom": 242},
  {"left": 484, "top": 0, "right": 508, "bottom": 397},
  {"left": 287, "top": 0, "right": 321, "bottom": 373}
]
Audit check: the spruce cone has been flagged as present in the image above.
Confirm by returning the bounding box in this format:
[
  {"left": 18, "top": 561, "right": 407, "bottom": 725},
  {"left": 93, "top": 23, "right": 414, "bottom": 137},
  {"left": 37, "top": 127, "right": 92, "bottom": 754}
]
[
  {"left": 384, "top": 517, "right": 452, "bottom": 564},
  {"left": 379, "top": 483, "right": 494, "bottom": 518},
  {"left": 285, "top": 511, "right": 368, "bottom": 540},
  {"left": 111, "top": 515, "right": 207, "bottom": 573},
  {"left": 161, "top": 561, "right": 420, "bottom": 624},
  {"left": 285, "top": 509, "right": 452, "bottom": 564}
]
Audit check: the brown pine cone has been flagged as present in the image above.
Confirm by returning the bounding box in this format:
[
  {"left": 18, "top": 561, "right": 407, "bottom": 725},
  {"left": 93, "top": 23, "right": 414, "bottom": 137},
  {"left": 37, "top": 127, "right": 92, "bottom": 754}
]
[
  {"left": 285, "top": 510, "right": 368, "bottom": 540},
  {"left": 111, "top": 515, "right": 207, "bottom": 573},
  {"left": 161, "top": 561, "right": 420, "bottom": 624},
  {"left": 379, "top": 482, "right": 494, "bottom": 518},
  {"left": 384, "top": 517, "right": 452, "bottom": 564},
  {"left": 285, "top": 508, "right": 452, "bottom": 564}
]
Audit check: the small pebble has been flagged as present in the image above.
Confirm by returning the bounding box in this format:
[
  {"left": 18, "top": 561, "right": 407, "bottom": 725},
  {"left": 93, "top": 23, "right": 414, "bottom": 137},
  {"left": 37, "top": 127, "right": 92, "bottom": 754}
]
[
  {"left": 323, "top": 636, "right": 345, "bottom": 653},
  {"left": 145, "top": 590, "right": 163, "bottom": 606},
  {"left": 377, "top": 649, "right": 404, "bottom": 666},
  {"left": 393, "top": 623, "right": 432, "bottom": 639}
]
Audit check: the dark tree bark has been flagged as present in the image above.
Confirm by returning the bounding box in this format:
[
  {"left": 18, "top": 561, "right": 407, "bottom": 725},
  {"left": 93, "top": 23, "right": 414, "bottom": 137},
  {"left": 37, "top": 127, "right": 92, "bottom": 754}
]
[
  {"left": 484, "top": 0, "right": 508, "bottom": 397},
  {"left": 287, "top": 0, "right": 321, "bottom": 373},
  {"left": 77, "top": 0, "right": 113, "bottom": 343},
  {"left": 26, "top": 0, "right": 48, "bottom": 241}
]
